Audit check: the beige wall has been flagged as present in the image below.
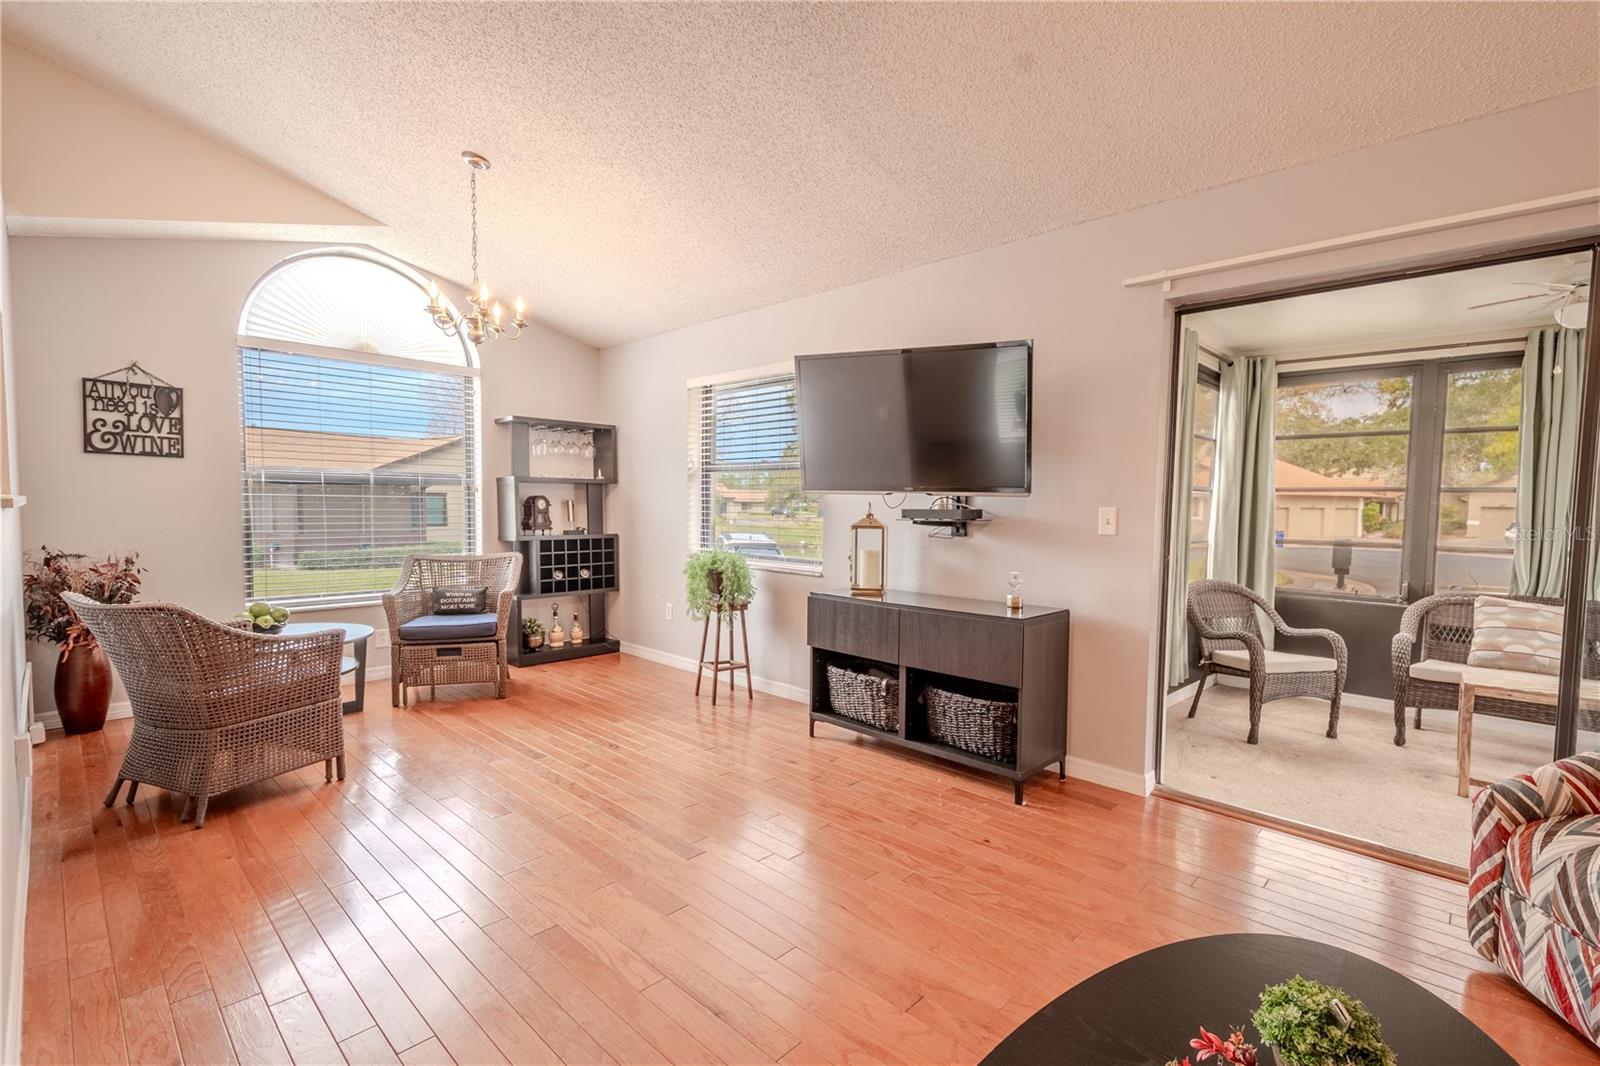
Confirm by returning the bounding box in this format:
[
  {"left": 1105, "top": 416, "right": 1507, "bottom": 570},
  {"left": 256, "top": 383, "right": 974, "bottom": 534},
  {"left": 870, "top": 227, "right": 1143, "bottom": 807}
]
[
  {"left": 1, "top": 42, "right": 375, "bottom": 229},
  {"left": 9, "top": 237, "right": 600, "bottom": 720},
  {"left": 597, "top": 88, "right": 1600, "bottom": 790}
]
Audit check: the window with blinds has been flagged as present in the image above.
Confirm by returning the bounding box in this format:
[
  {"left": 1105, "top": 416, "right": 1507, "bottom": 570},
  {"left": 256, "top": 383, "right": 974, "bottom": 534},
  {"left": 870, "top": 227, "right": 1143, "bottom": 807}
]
[
  {"left": 240, "top": 348, "right": 478, "bottom": 605},
  {"left": 236, "top": 249, "right": 480, "bottom": 607},
  {"left": 688, "top": 371, "right": 822, "bottom": 569}
]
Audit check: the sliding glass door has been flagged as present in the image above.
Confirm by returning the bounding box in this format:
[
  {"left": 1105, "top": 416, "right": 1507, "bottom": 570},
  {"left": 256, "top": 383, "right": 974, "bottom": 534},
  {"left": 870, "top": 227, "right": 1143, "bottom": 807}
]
[{"left": 1158, "top": 239, "right": 1600, "bottom": 864}]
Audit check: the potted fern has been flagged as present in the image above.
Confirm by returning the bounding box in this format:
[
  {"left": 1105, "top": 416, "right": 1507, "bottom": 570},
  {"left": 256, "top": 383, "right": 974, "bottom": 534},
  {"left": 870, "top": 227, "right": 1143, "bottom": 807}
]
[
  {"left": 1252, "top": 976, "right": 1395, "bottom": 1066},
  {"left": 1165, "top": 977, "right": 1394, "bottom": 1066},
  {"left": 684, "top": 548, "right": 755, "bottom": 624},
  {"left": 521, "top": 615, "right": 545, "bottom": 651}
]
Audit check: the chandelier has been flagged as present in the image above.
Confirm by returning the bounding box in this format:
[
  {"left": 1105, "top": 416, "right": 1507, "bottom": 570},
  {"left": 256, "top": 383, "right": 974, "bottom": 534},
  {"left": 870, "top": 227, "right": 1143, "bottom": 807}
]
[{"left": 427, "top": 151, "right": 528, "bottom": 345}]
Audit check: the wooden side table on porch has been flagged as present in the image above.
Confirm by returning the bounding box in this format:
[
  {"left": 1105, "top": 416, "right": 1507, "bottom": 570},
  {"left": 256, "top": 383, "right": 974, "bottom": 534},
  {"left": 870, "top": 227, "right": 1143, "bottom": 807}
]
[
  {"left": 695, "top": 600, "right": 753, "bottom": 706},
  {"left": 1457, "top": 665, "right": 1600, "bottom": 797}
]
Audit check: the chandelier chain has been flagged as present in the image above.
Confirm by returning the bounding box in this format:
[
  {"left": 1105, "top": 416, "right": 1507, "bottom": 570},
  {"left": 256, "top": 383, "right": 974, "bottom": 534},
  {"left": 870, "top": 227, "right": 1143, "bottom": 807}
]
[{"left": 426, "top": 150, "right": 524, "bottom": 345}]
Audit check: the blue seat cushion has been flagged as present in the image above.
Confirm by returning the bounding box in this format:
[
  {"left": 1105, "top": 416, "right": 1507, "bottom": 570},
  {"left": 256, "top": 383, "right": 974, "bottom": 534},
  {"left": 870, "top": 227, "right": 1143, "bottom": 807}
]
[{"left": 398, "top": 612, "right": 499, "bottom": 643}]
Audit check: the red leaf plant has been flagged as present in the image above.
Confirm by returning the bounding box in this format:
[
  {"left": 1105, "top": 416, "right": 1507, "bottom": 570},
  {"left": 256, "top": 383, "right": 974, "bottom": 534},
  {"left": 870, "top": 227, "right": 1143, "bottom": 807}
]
[
  {"left": 1166, "top": 1025, "right": 1258, "bottom": 1066},
  {"left": 23, "top": 547, "right": 144, "bottom": 657}
]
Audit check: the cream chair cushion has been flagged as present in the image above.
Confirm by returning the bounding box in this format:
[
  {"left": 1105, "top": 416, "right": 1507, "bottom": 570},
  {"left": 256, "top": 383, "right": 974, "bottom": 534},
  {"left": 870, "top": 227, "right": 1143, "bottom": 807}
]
[
  {"left": 1411, "top": 658, "right": 1571, "bottom": 693},
  {"left": 1410, "top": 658, "right": 1468, "bottom": 684},
  {"left": 1211, "top": 648, "right": 1337, "bottom": 675}
]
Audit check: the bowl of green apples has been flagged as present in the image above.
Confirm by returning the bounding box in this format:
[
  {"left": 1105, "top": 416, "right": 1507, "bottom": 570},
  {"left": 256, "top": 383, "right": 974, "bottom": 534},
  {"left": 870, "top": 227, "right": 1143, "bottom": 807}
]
[{"left": 236, "top": 600, "right": 291, "bottom": 634}]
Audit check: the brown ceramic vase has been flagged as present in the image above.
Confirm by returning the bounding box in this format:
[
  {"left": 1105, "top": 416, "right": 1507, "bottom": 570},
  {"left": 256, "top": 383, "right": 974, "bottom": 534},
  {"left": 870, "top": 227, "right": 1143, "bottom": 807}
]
[{"left": 54, "top": 641, "right": 112, "bottom": 735}]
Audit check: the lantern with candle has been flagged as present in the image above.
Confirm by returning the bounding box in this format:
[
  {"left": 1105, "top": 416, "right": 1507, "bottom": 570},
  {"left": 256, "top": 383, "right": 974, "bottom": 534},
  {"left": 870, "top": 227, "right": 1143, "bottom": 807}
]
[{"left": 850, "top": 504, "right": 886, "bottom": 597}]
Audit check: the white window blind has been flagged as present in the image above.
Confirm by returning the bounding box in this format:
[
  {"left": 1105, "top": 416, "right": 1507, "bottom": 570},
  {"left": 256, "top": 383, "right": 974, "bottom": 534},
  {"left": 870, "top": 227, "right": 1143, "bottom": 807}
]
[
  {"left": 240, "top": 347, "right": 478, "bottom": 605},
  {"left": 688, "top": 372, "right": 822, "bottom": 569},
  {"left": 239, "top": 250, "right": 472, "bottom": 366}
]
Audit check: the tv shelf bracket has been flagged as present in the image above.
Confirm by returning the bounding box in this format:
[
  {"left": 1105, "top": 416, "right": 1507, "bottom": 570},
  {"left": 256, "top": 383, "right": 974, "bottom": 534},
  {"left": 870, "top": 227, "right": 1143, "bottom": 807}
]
[{"left": 900, "top": 495, "right": 988, "bottom": 537}]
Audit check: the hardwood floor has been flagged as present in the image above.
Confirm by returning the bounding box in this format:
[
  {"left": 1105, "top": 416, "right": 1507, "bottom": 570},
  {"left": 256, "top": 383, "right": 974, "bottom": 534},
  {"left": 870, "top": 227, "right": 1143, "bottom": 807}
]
[{"left": 19, "top": 653, "right": 1594, "bottom": 1064}]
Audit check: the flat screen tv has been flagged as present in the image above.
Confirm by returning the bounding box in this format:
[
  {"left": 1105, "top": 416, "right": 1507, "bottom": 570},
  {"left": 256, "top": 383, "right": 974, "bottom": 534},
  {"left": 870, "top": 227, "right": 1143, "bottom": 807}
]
[{"left": 795, "top": 340, "right": 1032, "bottom": 494}]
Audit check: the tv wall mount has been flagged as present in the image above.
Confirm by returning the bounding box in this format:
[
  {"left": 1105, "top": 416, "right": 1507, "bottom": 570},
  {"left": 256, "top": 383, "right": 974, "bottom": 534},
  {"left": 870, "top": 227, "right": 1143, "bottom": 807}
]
[{"left": 900, "top": 495, "right": 988, "bottom": 537}]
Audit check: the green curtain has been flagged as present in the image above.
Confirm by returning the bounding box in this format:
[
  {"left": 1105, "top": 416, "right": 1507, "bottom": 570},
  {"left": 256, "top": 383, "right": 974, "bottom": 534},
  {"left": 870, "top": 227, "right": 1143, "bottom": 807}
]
[
  {"left": 1210, "top": 355, "right": 1279, "bottom": 644},
  {"left": 1512, "top": 326, "right": 1590, "bottom": 598},
  {"left": 1165, "top": 330, "right": 1200, "bottom": 685}
]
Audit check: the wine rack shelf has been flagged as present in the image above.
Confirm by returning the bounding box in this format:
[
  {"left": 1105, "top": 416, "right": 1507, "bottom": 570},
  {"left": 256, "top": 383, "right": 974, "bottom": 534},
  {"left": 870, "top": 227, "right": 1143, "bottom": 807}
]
[{"left": 529, "top": 534, "right": 619, "bottom": 595}]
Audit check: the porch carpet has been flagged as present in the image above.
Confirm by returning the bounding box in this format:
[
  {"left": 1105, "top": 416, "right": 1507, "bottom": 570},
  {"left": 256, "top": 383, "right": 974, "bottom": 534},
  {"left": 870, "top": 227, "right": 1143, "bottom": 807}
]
[{"left": 1162, "top": 684, "right": 1557, "bottom": 868}]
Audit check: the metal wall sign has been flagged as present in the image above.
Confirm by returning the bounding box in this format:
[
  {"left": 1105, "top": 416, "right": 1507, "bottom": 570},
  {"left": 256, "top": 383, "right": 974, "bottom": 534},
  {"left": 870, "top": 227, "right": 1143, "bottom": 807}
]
[{"left": 82, "top": 362, "right": 184, "bottom": 458}]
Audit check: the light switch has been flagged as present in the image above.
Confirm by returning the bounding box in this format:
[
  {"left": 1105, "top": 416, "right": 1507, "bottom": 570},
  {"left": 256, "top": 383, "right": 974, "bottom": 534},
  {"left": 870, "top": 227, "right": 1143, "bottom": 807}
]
[{"left": 1098, "top": 506, "right": 1118, "bottom": 536}]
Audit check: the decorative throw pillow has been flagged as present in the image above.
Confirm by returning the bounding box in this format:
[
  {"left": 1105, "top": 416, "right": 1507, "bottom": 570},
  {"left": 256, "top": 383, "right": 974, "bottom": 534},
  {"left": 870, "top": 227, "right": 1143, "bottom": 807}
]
[
  {"left": 1467, "top": 595, "right": 1565, "bottom": 676},
  {"left": 433, "top": 586, "right": 487, "bottom": 615}
]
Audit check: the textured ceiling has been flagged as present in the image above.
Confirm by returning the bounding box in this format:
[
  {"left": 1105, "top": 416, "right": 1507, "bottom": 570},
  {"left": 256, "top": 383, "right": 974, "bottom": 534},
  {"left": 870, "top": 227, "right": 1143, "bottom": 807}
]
[
  {"left": 4, "top": 2, "right": 1598, "bottom": 347},
  {"left": 1187, "top": 251, "right": 1595, "bottom": 357}
]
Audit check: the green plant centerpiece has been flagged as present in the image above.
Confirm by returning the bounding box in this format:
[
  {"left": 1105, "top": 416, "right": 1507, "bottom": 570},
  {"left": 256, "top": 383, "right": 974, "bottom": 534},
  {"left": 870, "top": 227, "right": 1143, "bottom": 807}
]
[
  {"left": 1252, "top": 976, "right": 1395, "bottom": 1066},
  {"left": 521, "top": 616, "right": 545, "bottom": 649},
  {"left": 684, "top": 548, "right": 755, "bottom": 625},
  {"left": 235, "top": 600, "right": 291, "bottom": 634}
]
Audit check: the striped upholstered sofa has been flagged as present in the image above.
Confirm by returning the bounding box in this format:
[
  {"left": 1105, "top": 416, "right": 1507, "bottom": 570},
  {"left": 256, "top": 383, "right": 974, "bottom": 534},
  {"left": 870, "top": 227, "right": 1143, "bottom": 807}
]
[{"left": 1469, "top": 752, "right": 1600, "bottom": 1047}]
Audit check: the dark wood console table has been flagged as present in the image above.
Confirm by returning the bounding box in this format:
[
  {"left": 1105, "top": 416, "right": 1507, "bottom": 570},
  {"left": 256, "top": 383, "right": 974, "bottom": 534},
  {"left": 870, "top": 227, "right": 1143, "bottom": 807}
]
[{"left": 807, "top": 589, "right": 1070, "bottom": 803}]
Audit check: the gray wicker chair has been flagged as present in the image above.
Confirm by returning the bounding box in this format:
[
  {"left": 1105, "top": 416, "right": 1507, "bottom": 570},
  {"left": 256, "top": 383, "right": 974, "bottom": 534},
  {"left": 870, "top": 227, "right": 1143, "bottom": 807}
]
[
  {"left": 63, "top": 592, "right": 346, "bottom": 828},
  {"left": 384, "top": 553, "right": 522, "bottom": 706},
  {"left": 1184, "top": 579, "right": 1348, "bottom": 744},
  {"left": 1390, "top": 593, "right": 1600, "bottom": 747}
]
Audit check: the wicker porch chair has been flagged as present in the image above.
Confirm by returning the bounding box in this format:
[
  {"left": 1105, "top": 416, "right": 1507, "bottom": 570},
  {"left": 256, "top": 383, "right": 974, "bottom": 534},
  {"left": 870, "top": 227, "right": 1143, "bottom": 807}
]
[
  {"left": 1184, "top": 579, "right": 1348, "bottom": 744},
  {"left": 1390, "top": 593, "right": 1600, "bottom": 747},
  {"left": 63, "top": 592, "right": 345, "bottom": 828},
  {"left": 384, "top": 553, "right": 522, "bottom": 706}
]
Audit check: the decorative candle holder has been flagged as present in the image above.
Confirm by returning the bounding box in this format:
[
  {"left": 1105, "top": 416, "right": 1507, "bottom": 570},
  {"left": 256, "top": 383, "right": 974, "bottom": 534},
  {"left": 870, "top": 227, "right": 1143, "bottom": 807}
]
[{"left": 850, "top": 504, "right": 886, "bottom": 597}]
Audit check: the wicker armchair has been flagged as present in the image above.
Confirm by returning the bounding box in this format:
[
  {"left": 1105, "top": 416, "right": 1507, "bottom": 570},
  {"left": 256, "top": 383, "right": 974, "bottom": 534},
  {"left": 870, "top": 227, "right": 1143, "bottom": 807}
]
[
  {"left": 384, "top": 553, "right": 522, "bottom": 706},
  {"left": 63, "top": 592, "right": 345, "bottom": 828},
  {"left": 1390, "top": 593, "right": 1600, "bottom": 747},
  {"left": 1184, "top": 579, "right": 1348, "bottom": 744}
]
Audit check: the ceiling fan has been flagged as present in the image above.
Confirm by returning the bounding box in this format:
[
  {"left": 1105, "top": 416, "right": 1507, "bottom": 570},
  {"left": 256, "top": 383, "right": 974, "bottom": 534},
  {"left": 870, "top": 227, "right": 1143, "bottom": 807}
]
[{"left": 1469, "top": 281, "right": 1590, "bottom": 329}]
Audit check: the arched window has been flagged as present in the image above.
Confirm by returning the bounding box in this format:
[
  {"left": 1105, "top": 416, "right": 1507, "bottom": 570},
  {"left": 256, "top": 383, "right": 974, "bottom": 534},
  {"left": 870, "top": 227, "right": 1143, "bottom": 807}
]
[{"left": 237, "top": 248, "right": 480, "bottom": 606}]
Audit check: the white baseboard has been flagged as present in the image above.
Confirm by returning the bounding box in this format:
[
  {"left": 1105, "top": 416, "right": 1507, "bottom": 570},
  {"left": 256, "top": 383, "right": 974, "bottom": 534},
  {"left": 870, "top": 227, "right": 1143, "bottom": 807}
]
[
  {"left": 1165, "top": 675, "right": 1212, "bottom": 709},
  {"left": 618, "top": 642, "right": 810, "bottom": 704},
  {"left": 1066, "top": 755, "right": 1155, "bottom": 796},
  {"left": 619, "top": 643, "right": 1153, "bottom": 796},
  {"left": 31, "top": 664, "right": 391, "bottom": 733},
  {"left": 32, "top": 701, "right": 133, "bottom": 733}
]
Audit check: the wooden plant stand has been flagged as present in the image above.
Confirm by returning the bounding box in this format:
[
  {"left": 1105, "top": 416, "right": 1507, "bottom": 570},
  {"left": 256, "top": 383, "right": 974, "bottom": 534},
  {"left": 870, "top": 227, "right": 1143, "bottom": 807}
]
[{"left": 695, "top": 600, "right": 753, "bottom": 705}]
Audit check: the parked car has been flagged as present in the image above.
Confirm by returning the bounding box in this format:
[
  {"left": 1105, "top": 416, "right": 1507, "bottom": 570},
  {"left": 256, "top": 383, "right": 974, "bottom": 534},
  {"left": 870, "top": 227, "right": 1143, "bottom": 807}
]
[{"left": 719, "top": 533, "right": 785, "bottom": 559}]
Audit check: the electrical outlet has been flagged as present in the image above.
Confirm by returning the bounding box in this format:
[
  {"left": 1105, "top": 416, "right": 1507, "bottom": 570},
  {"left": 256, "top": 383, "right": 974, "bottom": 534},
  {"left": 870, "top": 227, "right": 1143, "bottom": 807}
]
[
  {"left": 1097, "top": 506, "right": 1118, "bottom": 536},
  {"left": 666, "top": 602, "right": 674, "bottom": 621},
  {"left": 372, "top": 628, "right": 391, "bottom": 650}
]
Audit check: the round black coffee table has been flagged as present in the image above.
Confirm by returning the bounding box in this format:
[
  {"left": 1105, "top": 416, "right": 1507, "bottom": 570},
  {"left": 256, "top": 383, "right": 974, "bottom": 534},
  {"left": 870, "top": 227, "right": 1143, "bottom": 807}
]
[{"left": 981, "top": 934, "right": 1513, "bottom": 1065}]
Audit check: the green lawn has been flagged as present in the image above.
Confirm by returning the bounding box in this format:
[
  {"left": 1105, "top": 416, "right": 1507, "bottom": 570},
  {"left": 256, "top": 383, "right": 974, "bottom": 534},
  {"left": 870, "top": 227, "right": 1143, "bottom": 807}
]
[{"left": 250, "top": 566, "right": 399, "bottom": 599}]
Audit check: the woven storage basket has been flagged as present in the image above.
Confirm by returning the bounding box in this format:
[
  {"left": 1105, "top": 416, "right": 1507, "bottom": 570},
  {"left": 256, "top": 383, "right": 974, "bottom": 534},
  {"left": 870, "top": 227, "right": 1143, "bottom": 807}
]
[
  {"left": 398, "top": 640, "right": 501, "bottom": 687},
  {"left": 826, "top": 664, "right": 899, "bottom": 731},
  {"left": 924, "top": 685, "right": 1018, "bottom": 764}
]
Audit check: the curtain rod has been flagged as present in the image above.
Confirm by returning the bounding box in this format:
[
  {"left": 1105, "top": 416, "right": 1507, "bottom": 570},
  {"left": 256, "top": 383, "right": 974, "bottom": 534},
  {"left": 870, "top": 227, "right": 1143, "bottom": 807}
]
[
  {"left": 1197, "top": 335, "right": 1526, "bottom": 369},
  {"left": 1273, "top": 336, "right": 1525, "bottom": 367},
  {"left": 1125, "top": 188, "right": 1600, "bottom": 290}
]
